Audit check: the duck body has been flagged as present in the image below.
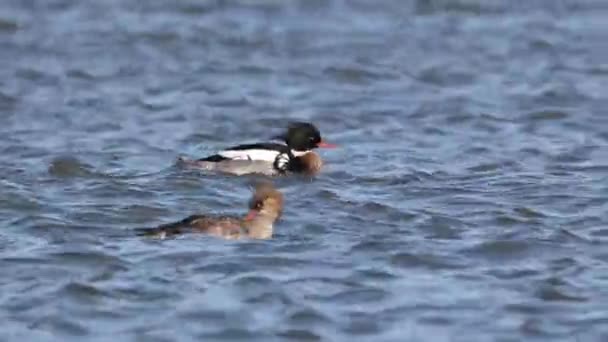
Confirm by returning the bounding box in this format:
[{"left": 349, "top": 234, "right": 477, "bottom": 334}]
[
  {"left": 196, "top": 142, "right": 295, "bottom": 174},
  {"left": 178, "top": 151, "right": 323, "bottom": 176},
  {"left": 199, "top": 143, "right": 304, "bottom": 163},
  {"left": 179, "top": 122, "right": 334, "bottom": 176},
  {"left": 178, "top": 157, "right": 282, "bottom": 176},
  {"left": 137, "top": 182, "right": 283, "bottom": 240},
  {"left": 137, "top": 214, "right": 249, "bottom": 239}
]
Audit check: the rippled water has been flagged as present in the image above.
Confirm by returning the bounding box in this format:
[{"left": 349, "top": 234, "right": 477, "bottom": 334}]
[{"left": 2, "top": 0, "right": 608, "bottom": 341}]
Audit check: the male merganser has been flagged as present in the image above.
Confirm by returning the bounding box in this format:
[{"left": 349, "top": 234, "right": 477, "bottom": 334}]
[
  {"left": 137, "top": 182, "right": 283, "bottom": 240},
  {"left": 178, "top": 151, "right": 324, "bottom": 176},
  {"left": 178, "top": 122, "right": 335, "bottom": 175}
]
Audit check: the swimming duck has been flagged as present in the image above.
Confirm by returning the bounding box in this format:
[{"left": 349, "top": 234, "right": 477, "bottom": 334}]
[
  {"left": 178, "top": 122, "right": 335, "bottom": 175},
  {"left": 137, "top": 182, "right": 283, "bottom": 240}
]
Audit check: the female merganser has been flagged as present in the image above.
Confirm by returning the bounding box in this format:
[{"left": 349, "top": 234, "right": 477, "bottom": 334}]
[
  {"left": 178, "top": 122, "right": 335, "bottom": 175},
  {"left": 137, "top": 182, "right": 283, "bottom": 239}
]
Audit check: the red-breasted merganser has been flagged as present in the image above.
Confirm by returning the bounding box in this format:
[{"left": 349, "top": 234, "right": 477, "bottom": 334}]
[
  {"left": 137, "top": 182, "right": 283, "bottom": 240},
  {"left": 179, "top": 151, "right": 324, "bottom": 176},
  {"left": 178, "top": 122, "right": 335, "bottom": 175}
]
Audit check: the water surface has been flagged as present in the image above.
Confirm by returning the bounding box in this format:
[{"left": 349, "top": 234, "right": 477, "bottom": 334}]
[{"left": 1, "top": 0, "right": 608, "bottom": 341}]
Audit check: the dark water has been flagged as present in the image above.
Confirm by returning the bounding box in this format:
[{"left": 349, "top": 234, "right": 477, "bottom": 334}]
[{"left": 1, "top": 0, "right": 608, "bottom": 341}]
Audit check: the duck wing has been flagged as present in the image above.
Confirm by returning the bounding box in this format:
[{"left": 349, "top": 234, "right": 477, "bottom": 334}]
[
  {"left": 136, "top": 214, "right": 245, "bottom": 239},
  {"left": 198, "top": 143, "right": 289, "bottom": 162}
]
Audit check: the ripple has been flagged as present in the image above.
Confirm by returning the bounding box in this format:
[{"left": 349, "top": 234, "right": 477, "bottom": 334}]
[
  {"left": 462, "top": 240, "right": 535, "bottom": 260},
  {"left": 15, "top": 68, "right": 58, "bottom": 85},
  {"left": 65, "top": 69, "right": 97, "bottom": 80},
  {"left": 534, "top": 83, "right": 588, "bottom": 105},
  {"left": 324, "top": 65, "right": 398, "bottom": 85},
  {"left": 589, "top": 227, "right": 608, "bottom": 238},
  {"left": 390, "top": 252, "right": 465, "bottom": 270},
  {"left": 0, "top": 17, "right": 18, "bottom": 33},
  {"left": 350, "top": 239, "right": 406, "bottom": 254},
  {"left": 198, "top": 329, "right": 269, "bottom": 340},
  {"left": 487, "top": 268, "right": 539, "bottom": 280},
  {"left": 467, "top": 161, "right": 516, "bottom": 173},
  {"left": 29, "top": 317, "right": 89, "bottom": 337},
  {"left": 0, "top": 90, "right": 17, "bottom": 111},
  {"left": 286, "top": 307, "right": 333, "bottom": 327},
  {"left": 352, "top": 267, "right": 398, "bottom": 281},
  {"left": 505, "top": 302, "right": 547, "bottom": 315},
  {"left": 416, "top": 65, "right": 476, "bottom": 87},
  {"left": 48, "top": 156, "right": 96, "bottom": 178},
  {"left": 137, "top": 90, "right": 181, "bottom": 112},
  {"left": 47, "top": 250, "right": 130, "bottom": 269},
  {"left": 341, "top": 312, "right": 382, "bottom": 335},
  {"left": 418, "top": 215, "right": 466, "bottom": 240},
  {"left": 326, "top": 287, "right": 388, "bottom": 305},
  {"left": 60, "top": 281, "right": 108, "bottom": 303},
  {"left": 513, "top": 206, "right": 547, "bottom": 219},
  {"left": 277, "top": 329, "right": 322, "bottom": 341},
  {"left": 232, "top": 274, "right": 275, "bottom": 290},
  {"left": 535, "top": 278, "right": 588, "bottom": 302},
  {"left": 1, "top": 192, "right": 42, "bottom": 212},
  {"left": 354, "top": 201, "right": 416, "bottom": 223}
]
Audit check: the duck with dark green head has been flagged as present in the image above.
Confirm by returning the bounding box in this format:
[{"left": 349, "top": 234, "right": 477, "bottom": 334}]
[{"left": 178, "top": 122, "right": 336, "bottom": 176}]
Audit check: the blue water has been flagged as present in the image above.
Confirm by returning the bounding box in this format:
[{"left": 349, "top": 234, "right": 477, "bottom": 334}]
[{"left": 1, "top": 0, "right": 607, "bottom": 341}]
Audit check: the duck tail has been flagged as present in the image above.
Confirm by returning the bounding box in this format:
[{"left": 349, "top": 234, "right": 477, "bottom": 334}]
[{"left": 135, "top": 223, "right": 184, "bottom": 239}]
